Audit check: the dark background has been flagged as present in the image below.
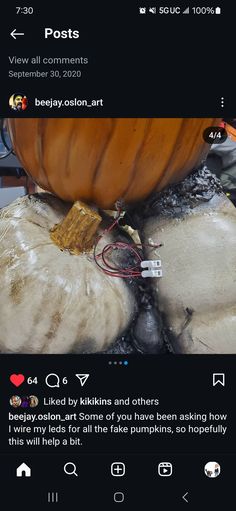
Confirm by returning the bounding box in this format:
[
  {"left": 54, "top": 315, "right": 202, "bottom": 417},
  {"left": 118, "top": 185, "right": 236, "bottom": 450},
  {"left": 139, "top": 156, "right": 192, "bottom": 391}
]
[
  {"left": 0, "top": 355, "right": 235, "bottom": 508},
  {"left": 1, "top": 2, "right": 236, "bottom": 507},
  {"left": 1, "top": 355, "right": 234, "bottom": 455},
  {"left": 1, "top": 1, "right": 235, "bottom": 116}
]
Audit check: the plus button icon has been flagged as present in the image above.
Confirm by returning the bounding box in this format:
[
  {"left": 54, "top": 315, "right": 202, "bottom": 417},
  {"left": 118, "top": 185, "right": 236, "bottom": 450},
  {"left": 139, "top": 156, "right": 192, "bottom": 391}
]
[{"left": 111, "top": 462, "right": 126, "bottom": 477}]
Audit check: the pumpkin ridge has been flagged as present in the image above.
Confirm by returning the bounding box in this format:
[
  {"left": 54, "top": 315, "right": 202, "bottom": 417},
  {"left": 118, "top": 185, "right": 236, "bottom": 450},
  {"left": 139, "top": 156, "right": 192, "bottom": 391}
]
[
  {"left": 187, "top": 119, "right": 211, "bottom": 162},
  {"left": 123, "top": 119, "right": 186, "bottom": 202},
  {"left": 64, "top": 119, "right": 77, "bottom": 178},
  {"left": 42, "top": 305, "right": 64, "bottom": 351},
  {"left": 154, "top": 118, "right": 186, "bottom": 191},
  {"left": 91, "top": 118, "right": 117, "bottom": 201},
  {"left": 174, "top": 119, "right": 208, "bottom": 169},
  {"left": 156, "top": 119, "right": 218, "bottom": 191},
  {"left": 37, "top": 119, "right": 54, "bottom": 193},
  {"left": 122, "top": 118, "right": 153, "bottom": 202},
  {"left": 27, "top": 281, "right": 56, "bottom": 352},
  {"left": 7, "top": 118, "right": 221, "bottom": 209}
]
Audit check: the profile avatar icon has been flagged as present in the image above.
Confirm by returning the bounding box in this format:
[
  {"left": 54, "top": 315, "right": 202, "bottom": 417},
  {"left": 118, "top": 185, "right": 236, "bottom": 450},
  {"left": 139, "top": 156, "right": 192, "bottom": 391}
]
[
  {"left": 10, "top": 395, "right": 22, "bottom": 408},
  {"left": 21, "top": 396, "right": 30, "bottom": 408},
  {"left": 9, "top": 93, "right": 28, "bottom": 111},
  {"left": 204, "top": 461, "right": 221, "bottom": 478},
  {"left": 29, "top": 395, "right": 39, "bottom": 408}
]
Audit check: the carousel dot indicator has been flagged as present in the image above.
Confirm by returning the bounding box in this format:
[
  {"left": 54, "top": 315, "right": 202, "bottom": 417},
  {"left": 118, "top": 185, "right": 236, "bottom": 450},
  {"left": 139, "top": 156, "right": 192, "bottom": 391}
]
[{"left": 108, "top": 360, "right": 129, "bottom": 365}]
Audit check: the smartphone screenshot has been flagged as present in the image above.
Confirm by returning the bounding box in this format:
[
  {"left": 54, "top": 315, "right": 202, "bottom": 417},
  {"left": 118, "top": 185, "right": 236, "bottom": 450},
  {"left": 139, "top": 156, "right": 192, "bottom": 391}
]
[{"left": 0, "top": 2, "right": 235, "bottom": 509}]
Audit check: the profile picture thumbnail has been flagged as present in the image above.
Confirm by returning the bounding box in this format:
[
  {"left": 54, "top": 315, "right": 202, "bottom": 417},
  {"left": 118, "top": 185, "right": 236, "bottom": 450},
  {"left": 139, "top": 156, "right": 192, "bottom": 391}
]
[
  {"left": 9, "top": 395, "right": 39, "bottom": 408},
  {"left": 29, "top": 395, "right": 39, "bottom": 408},
  {"left": 21, "top": 395, "right": 39, "bottom": 408},
  {"left": 20, "top": 396, "right": 30, "bottom": 408},
  {"left": 204, "top": 461, "right": 221, "bottom": 478},
  {"left": 9, "top": 93, "right": 28, "bottom": 111},
  {"left": 10, "top": 395, "right": 22, "bottom": 408}
]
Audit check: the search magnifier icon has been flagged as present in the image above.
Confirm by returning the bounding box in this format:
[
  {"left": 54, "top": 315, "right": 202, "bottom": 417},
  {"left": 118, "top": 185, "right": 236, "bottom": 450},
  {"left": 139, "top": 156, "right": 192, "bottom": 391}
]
[
  {"left": 64, "top": 462, "right": 78, "bottom": 477},
  {"left": 45, "top": 373, "right": 60, "bottom": 388}
]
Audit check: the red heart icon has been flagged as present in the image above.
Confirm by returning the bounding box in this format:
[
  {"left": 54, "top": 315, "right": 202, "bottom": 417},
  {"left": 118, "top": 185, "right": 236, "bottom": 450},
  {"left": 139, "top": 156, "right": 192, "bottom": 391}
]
[{"left": 10, "top": 374, "right": 25, "bottom": 387}]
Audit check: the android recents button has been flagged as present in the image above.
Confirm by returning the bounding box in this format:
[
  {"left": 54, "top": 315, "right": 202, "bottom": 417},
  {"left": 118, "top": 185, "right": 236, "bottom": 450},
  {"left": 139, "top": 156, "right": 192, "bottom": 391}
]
[{"left": 47, "top": 492, "right": 59, "bottom": 503}]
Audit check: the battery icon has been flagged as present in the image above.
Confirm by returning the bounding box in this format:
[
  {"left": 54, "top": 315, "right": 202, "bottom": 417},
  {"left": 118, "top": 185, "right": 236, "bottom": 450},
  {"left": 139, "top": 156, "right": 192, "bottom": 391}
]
[{"left": 215, "top": 7, "right": 221, "bottom": 14}]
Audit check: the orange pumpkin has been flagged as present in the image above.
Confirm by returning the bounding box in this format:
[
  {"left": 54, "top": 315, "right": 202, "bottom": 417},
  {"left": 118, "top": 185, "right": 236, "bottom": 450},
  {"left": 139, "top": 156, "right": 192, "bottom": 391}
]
[
  {"left": 225, "top": 122, "right": 236, "bottom": 142},
  {"left": 7, "top": 118, "right": 220, "bottom": 209}
]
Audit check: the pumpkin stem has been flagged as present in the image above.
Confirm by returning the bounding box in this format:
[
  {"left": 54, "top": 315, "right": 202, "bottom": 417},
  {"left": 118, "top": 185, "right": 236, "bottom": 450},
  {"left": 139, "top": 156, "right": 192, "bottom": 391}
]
[{"left": 50, "top": 200, "right": 102, "bottom": 254}]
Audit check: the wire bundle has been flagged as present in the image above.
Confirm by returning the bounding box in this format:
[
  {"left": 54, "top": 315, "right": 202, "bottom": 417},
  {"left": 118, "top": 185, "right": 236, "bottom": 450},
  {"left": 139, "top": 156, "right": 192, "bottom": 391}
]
[{"left": 93, "top": 209, "right": 162, "bottom": 278}]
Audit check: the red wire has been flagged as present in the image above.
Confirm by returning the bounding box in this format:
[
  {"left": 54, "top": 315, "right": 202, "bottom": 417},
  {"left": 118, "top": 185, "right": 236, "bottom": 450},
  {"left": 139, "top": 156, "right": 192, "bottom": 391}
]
[{"left": 93, "top": 209, "right": 162, "bottom": 279}]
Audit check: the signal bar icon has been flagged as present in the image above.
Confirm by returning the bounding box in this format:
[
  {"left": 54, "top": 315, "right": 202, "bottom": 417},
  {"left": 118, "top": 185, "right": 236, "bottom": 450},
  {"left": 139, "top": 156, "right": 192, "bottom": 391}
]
[{"left": 183, "top": 7, "right": 190, "bottom": 14}]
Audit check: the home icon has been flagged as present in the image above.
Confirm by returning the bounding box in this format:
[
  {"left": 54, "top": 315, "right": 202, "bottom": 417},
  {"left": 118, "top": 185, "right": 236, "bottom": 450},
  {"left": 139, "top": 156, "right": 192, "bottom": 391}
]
[{"left": 16, "top": 463, "right": 31, "bottom": 478}]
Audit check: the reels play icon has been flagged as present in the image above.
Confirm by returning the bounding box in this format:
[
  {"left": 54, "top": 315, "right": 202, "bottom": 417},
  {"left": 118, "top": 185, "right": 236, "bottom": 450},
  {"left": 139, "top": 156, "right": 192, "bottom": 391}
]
[{"left": 158, "top": 462, "right": 173, "bottom": 477}]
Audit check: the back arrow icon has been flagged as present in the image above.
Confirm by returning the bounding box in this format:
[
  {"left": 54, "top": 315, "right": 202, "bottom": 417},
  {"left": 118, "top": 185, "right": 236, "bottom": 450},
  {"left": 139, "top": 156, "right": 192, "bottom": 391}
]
[
  {"left": 11, "top": 29, "right": 25, "bottom": 39},
  {"left": 182, "top": 492, "right": 189, "bottom": 503}
]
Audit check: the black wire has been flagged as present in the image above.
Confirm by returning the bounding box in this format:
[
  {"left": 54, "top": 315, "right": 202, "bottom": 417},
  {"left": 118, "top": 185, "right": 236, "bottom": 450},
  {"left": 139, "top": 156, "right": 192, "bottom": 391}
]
[
  {"left": 0, "top": 119, "right": 11, "bottom": 150},
  {"left": 0, "top": 119, "right": 14, "bottom": 159}
]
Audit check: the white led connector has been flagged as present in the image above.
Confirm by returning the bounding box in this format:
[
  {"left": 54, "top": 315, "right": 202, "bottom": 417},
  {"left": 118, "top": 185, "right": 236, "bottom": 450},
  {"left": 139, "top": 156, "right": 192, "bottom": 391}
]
[
  {"left": 140, "top": 259, "right": 163, "bottom": 278},
  {"left": 141, "top": 260, "right": 161, "bottom": 269},
  {"left": 141, "top": 269, "right": 163, "bottom": 278}
]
